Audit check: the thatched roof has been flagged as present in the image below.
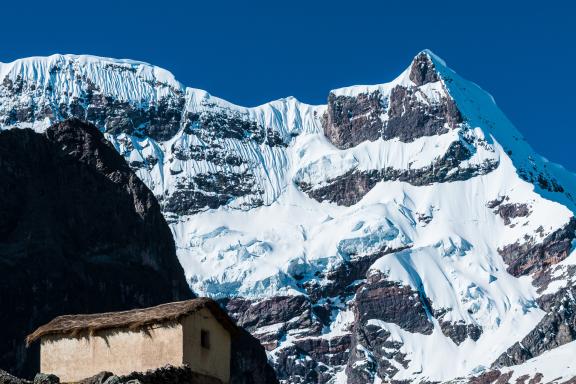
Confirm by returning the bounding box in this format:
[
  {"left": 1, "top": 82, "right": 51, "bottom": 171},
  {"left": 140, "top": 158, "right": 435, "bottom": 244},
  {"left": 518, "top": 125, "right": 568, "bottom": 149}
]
[{"left": 26, "top": 298, "right": 237, "bottom": 345}]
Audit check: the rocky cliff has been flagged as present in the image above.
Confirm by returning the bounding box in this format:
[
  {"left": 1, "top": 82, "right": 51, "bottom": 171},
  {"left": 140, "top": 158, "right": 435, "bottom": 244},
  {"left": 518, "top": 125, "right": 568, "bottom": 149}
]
[
  {"left": 1, "top": 51, "right": 576, "bottom": 383},
  {"left": 0, "top": 119, "right": 193, "bottom": 377}
]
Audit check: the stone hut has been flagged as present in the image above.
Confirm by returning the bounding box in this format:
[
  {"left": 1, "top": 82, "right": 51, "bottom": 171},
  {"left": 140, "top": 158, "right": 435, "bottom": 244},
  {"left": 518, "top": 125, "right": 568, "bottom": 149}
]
[{"left": 26, "top": 298, "right": 236, "bottom": 383}]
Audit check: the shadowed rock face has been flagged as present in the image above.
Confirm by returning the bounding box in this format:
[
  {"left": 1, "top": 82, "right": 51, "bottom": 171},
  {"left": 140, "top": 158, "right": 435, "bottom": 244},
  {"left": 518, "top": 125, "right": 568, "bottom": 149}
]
[
  {"left": 355, "top": 274, "right": 433, "bottom": 335},
  {"left": 160, "top": 108, "right": 288, "bottom": 216},
  {"left": 0, "top": 119, "right": 193, "bottom": 377},
  {"left": 225, "top": 296, "right": 320, "bottom": 352},
  {"left": 224, "top": 296, "right": 331, "bottom": 383},
  {"left": 226, "top": 296, "right": 313, "bottom": 332},
  {"left": 183, "top": 111, "right": 287, "bottom": 147},
  {"left": 346, "top": 323, "right": 409, "bottom": 384},
  {"left": 487, "top": 196, "right": 532, "bottom": 226},
  {"left": 163, "top": 170, "right": 262, "bottom": 217},
  {"left": 0, "top": 120, "right": 278, "bottom": 384},
  {"left": 438, "top": 319, "right": 482, "bottom": 346}
]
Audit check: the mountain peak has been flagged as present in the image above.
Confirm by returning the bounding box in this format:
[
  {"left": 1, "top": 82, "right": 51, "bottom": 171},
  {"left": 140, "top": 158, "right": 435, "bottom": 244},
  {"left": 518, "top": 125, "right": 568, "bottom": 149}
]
[{"left": 409, "top": 50, "right": 442, "bottom": 86}]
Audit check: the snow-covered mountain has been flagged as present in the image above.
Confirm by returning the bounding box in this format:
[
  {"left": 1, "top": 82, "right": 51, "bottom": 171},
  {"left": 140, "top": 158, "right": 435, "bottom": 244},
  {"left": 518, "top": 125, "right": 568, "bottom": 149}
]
[{"left": 1, "top": 51, "right": 576, "bottom": 383}]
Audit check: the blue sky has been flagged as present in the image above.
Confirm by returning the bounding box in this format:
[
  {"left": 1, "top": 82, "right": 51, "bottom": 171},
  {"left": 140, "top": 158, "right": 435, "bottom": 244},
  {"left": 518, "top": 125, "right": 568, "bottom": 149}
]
[{"left": 2, "top": 0, "right": 574, "bottom": 170}]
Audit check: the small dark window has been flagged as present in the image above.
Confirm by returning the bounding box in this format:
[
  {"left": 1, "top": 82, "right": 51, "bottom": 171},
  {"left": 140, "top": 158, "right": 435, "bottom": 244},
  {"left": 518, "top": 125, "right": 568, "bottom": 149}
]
[{"left": 200, "top": 329, "right": 210, "bottom": 349}]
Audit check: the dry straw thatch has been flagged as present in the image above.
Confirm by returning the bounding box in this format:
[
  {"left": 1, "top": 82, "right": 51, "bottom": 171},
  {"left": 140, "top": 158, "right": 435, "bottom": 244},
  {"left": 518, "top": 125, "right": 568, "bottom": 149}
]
[{"left": 26, "top": 298, "right": 237, "bottom": 345}]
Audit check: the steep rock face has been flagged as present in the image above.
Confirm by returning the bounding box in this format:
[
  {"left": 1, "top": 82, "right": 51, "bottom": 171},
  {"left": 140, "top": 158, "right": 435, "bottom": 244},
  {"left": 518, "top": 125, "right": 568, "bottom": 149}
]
[
  {"left": 225, "top": 296, "right": 320, "bottom": 351},
  {"left": 488, "top": 197, "right": 531, "bottom": 226},
  {"left": 323, "top": 91, "right": 384, "bottom": 149},
  {"left": 0, "top": 119, "right": 192, "bottom": 377},
  {"left": 161, "top": 108, "right": 289, "bottom": 216},
  {"left": 354, "top": 273, "right": 433, "bottom": 335}
]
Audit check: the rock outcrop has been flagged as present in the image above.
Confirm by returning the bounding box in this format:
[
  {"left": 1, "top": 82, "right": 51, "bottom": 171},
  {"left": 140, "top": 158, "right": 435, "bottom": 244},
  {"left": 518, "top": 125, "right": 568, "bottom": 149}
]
[
  {"left": 0, "top": 120, "right": 193, "bottom": 377},
  {"left": 383, "top": 84, "right": 462, "bottom": 142},
  {"left": 409, "top": 52, "right": 441, "bottom": 86},
  {"left": 323, "top": 91, "right": 385, "bottom": 149},
  {"left": 498, "top": 218, "right": 576, "bottom": 277}
]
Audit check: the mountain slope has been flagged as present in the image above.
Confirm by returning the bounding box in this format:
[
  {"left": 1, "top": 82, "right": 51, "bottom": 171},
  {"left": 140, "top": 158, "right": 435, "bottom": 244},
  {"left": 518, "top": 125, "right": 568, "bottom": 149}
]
[{"left": 1, "top": 51, "right": 575, "bottom": 383}]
